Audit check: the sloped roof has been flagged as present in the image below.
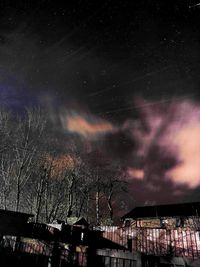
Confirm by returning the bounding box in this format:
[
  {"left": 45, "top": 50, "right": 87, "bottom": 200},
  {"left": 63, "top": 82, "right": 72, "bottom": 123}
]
[
  {"left": 0, "top": 209, "right": 33, "bottom": 219},
  {"left": 0, "top": 209, "right": 34, "bottom": 236},
  {"left": 74, "top": 217, "right": 89, "bottom": 227},
  {"left": 121, "top": 202, "right": 200, "bottom": 220},
  {"left": 66, "top": 217, "right": 88, "bottom": 226}
]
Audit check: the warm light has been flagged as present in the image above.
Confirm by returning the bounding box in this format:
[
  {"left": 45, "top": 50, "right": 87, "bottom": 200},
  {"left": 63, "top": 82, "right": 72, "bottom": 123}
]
[
  {"left": 127, "top": 99, "right": 200, "bottom": 189},
  {"left": 46, "top": 154, "right": 78, "bottom": 178},
  {"left": 127, "top": 167, "right": 144, "bottom": 180},
  {"left": 167, "top": 125, "right": 200, "bottom": 188},
  {"left": 64, "top": 114, "right": 114, "bottom": 138}
]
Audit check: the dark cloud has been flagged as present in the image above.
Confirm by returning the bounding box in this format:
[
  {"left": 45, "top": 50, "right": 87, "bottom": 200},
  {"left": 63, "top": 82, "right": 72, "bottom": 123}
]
[
  {"left": 1, "top": 1, "right": 200, "bottom": 206},
  {"left": 103, "top": 130, "right": 136, "bottom": 163}
]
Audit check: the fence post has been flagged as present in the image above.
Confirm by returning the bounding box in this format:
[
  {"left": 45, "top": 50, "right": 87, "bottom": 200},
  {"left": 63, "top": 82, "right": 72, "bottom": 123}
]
[
  {"left": 15, "top": 236, "right": 21, "bottom": 251},
  {"left": 127, "top": 238, "right": 132, "bottom": 252},
  {"left": 51, "top": 240, "right": 61, "bottom": 267}
]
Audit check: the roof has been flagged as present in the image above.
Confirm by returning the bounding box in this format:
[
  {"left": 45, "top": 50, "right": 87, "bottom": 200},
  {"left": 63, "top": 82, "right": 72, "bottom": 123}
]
[
  {"left": 121, "top": 202, "right": 200, "bottom": 220},
  {"left": 66, "top": 217, "right": 89, "bottom": 226},
  {"left": 0, "top": 209, "right": 34, "bottom": 219},
  {"left": 74, "top": 218, "right": 89, "bottom": 227},
  {"left": 0, "top": 209, "right": 34, "bottom": 237}
]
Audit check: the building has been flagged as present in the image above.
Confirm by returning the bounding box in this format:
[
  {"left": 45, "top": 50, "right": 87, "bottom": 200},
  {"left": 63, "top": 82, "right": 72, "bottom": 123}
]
[
  {"left": 0, "top": 209, "right": 33, "bottom": 236},
  {"left": 120, "top": 202, "right": 200, "bottom": 266},
  {"left": 121, "top": 202, "right": 200, "bottom": 229}
]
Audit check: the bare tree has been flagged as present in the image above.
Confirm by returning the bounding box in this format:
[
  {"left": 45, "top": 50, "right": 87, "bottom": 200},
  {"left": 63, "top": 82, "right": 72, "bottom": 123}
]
[
  {"left": 0, "top": 109, "right": 16, "bottom": 209},
  {"left": 10, "top": 108, "right": 47, "bottom": 211},
  {"left": 102, "top": 166, "right": 128, "bottom": 224},
  {"left": 82, "top": 160, "right": 128, "bottom": 225},
  {"left": 0, "top": 107, "right": 129, "bottom": 225},
  {"left": 40, "top": 154, "right": 76, "bottom": 223}
]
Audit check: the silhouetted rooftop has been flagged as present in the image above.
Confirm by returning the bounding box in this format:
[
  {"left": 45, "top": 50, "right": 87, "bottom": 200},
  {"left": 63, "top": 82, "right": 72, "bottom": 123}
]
[
  {"left": 122, "top": 202, "right": 200, "bottom": 220},
  {"left": 0, "top": 209, "right": 33, "bottom": 219},
  {"left": 0, "top": 209, "right": 34, "bottom": 236}
]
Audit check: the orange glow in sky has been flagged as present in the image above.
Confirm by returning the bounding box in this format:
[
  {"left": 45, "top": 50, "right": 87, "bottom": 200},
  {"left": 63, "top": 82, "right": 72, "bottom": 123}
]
[
  {"left": 47, "top": 154, "right": 77, "bottom": 177},
  {"left": 65, "top": 115, "right": 114, "bottom": 137},
  {"left": 127, "top": 167, "right": 144, "bottom": 180}
]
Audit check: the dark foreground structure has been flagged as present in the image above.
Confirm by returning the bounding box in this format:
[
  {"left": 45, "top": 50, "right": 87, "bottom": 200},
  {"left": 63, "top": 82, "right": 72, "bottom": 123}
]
[
  {"left": 102, "top": 202, "right": 200, "bottom": 266},
  {"left": 0, "top": 209, "right": 137, "bottom": 267},
  {"left": 1, "top": 202, "right": 200, "bottom": 266}
]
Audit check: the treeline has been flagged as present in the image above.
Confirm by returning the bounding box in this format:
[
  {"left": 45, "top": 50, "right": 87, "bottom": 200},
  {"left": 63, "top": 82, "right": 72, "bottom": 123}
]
[{"left": 0, "top": 108, "right": 128, "bottom": 225}]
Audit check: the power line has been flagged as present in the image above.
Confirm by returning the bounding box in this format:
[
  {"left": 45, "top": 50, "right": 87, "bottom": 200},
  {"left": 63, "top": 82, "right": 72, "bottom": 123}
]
[
  {"left": 97, "top": 94, "right": 196, "bottom": 116},
  {"left": 88, "top": 64, "right": 175, "bottom": 98}
]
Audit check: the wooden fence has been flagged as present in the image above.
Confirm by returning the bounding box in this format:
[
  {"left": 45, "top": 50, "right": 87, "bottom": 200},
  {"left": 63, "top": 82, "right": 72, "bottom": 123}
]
[
  {"left": 0, "top": 237, "right": 86, "bottom": 267},
  {"left": 99, "top": 226, "right": 200, "bottom": 258},
  {"left": 95, "top": 249, "right": 140, "bottom": 267}
]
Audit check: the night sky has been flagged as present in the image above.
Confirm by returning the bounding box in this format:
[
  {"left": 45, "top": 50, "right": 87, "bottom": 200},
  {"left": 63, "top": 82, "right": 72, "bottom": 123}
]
[{"left": 1, "top": 0, "right": 200, "bottom": 208}]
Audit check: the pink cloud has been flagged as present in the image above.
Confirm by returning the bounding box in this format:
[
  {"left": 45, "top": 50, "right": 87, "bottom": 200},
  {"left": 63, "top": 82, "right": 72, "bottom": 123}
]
[{"left": 61, "top": 112, "right": 115, "bottom": 138}]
